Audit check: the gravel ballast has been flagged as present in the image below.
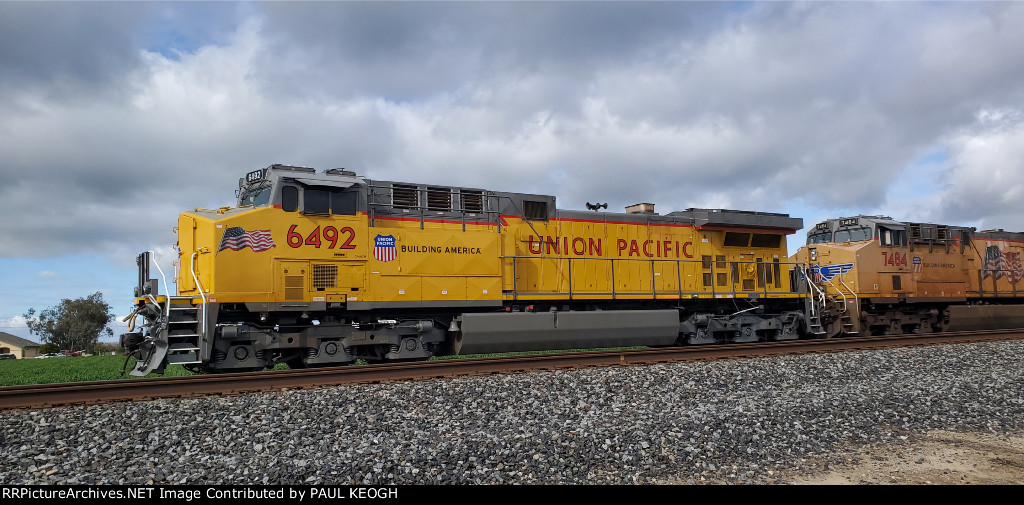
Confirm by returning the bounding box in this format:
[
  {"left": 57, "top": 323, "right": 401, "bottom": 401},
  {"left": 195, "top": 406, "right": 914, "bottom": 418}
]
[{"left": 2, "top": 340, "right": 1023, "bottom": 485}]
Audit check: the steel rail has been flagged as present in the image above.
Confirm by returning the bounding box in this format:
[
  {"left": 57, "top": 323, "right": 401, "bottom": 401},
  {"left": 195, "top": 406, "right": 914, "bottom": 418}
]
[{"left": 2, "top": 329, "right": 1023, "bottom": 411}]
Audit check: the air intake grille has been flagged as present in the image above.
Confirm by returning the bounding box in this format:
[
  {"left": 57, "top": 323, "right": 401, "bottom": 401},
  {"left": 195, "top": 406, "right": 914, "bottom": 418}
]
[
  {"left": 313, "top": 265, "right": 338, "bottom": 290},
  {"left": 285, "top": 275, "right": 304, "bottom": 300},
  {"left": 392, "top": 184, "right": 418, "bottom": 208},
  {"left": 426, "top": 187, "right": 451, "bottom": 211},
  {"left": 462, "top": 190, "right": 484, "bottom": 212}
]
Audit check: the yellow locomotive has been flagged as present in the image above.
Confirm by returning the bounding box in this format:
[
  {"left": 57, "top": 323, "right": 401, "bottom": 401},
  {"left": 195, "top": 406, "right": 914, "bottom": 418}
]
[
  {"left": 123, "top": 164, "right": 811, "bottom": 374},
  {"left": 791, "top": 216, "right": 1024, "bottom": 337}
]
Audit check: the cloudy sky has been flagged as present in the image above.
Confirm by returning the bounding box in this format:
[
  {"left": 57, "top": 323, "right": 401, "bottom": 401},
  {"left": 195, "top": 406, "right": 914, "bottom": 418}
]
[{"left": 3, "top": 1, "right": 1024, "bottom": 342}]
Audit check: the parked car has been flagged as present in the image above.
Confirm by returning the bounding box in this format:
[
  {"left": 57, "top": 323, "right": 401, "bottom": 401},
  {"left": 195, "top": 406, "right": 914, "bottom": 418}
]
[{"left": 0, "top": 353, "right": 16, "bottom": 360}]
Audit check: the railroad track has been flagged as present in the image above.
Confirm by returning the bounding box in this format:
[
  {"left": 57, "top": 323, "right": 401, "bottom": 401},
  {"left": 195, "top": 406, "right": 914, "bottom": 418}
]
[{"left": 2, "top": 329, "right": 1022, "bottom": 410}]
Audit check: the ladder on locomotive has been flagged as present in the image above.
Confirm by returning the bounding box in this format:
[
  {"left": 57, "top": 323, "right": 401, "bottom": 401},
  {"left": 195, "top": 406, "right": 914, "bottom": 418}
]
[
  {"left": 798, "top": 264, "right": 861, "bottom": 337},
  {"left": 800, "top": 265, "right": 829, "bottom": 336},
  {"left": 166, "top": 296, "right": 202, "bottom": 365}
]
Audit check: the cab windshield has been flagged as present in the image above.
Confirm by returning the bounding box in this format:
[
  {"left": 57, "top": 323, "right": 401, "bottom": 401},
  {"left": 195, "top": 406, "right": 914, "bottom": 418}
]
[
  {"left": 834, "top": 227, "right": 871, "bottom": 242},
  {"left": 239, "top": 185, "right": 272, "bottom": 207},
  {"left": 807, "top": 232, "right": 832, "bottom": 244}
]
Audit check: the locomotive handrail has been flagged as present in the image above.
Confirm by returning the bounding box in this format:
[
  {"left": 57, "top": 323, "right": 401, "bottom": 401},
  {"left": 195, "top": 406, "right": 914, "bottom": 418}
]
[
  {"left": 504, "top": 255, "right": 807, "bottom": 299},
  {"left": 800, "top": 266, "right": 825, "bottom": 320},
  {"left": 814, "top": 284, "right": 825, "bottom": 317},
  {"left": 146, "top": 250, "right": 170, "bottom": 319},
  {"left": 190, "top": 251, "right": 208, "bottom": 306},
  {"left": 821, "top": 276, "right": 848, "bottom": 312},
  {"left": 813, "top": 272, "right": 826, "bottom": 313},
  {"left": 837, "top": 272, "right": 858, "bottom": 312},
  {"left": 190, "top": 252, "right": 204, "bottom": 301},
  {"left": 189, "top": 251, "right": 208, "bottom": 349}
]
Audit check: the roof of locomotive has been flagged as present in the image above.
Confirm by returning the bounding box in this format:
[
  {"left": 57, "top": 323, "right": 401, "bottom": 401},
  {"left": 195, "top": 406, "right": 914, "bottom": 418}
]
[
  {"left": 365, "top": 171, "right": 801, "bottom": 231},
  {"left": 555, "top": 207, "right": 802, "bottom": 233},
  {"left": 248, "top": 164, "right": 365, "bottom": 189},
  {"left": 669, "top": 208, "right": 802, "bottom": 232},
  {"left": 808, "top": 215, "right": 900, "bottom": 234},
  {"left": 975, "top": 228, "right": 1024, "bottom": 242},
  {"left": 808, "top": 215, "right": 1024, "bottom": 242},
  {"left": 236, "top": 164, "right": 801, "bottom": 232}
]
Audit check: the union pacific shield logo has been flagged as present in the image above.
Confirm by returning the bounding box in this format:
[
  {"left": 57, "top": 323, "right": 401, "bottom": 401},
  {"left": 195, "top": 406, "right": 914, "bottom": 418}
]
[{"left": 374, "top": 234, "right": 397, "bottom": 262}]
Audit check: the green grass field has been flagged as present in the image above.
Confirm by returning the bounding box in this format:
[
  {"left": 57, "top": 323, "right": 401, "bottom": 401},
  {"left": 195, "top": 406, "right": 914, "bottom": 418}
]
[
  {"left": 0, "top": 354, "right": 196, "bottom": 387},
  {"left": 0, "top": 347, "right": 643, "bottom": 387}
]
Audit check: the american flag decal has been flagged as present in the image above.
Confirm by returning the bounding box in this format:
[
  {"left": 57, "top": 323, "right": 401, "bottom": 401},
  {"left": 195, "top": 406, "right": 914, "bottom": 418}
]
[
  {"left": 374, "top": 234, "right": 397, "bottom": 262},
  {"left": 983, "top": 245, "right": 1007, "bottom": 280},
  {"left": 218, "top": 227, "right": 276, "bottom": 252},
  {"left": 913, "top": 256, "right": 922, "bottom": 273},
  {"left": 982, "top": 246, "right": 1023, "bottom": 282},
  {"left": 1006, "top": 251, "right": 1023, "bottom": 283}
]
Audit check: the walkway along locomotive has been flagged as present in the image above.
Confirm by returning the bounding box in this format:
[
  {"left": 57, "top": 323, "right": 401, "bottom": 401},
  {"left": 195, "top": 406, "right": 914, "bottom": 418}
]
[{"left": 122, "top": 164, "right": 813, "bottom": 375}]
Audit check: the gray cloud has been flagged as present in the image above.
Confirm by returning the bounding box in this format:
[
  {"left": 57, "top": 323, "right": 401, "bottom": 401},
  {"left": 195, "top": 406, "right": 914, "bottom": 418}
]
[
  {"left": 254, "top": 2, "right": 728, "bottom": 100},
  {"left": 929, "top": 109, "right": 1024, "bottom": 231},
  {"left": 0, "top": 3, "right": 153, "bottom": 103},
  {"left": 3, "top": 1, "right": 1024, "bottom": 261}
]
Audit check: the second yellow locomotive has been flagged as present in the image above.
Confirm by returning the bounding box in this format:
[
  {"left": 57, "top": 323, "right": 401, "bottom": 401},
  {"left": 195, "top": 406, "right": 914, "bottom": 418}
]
[{"left": 792, "top": 215, "right": 1024, "bottom": 337}]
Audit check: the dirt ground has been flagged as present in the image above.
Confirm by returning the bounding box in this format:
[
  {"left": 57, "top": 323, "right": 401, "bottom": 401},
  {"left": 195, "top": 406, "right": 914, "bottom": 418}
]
[{"left": 784, "top": 430, "right": 1024, "bottom": 485}]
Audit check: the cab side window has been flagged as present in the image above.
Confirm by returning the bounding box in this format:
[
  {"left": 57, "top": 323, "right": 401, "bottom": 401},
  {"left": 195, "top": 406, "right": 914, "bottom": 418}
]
[
  {"left": 331, "top": 190, "right": 357, "bottom": 215},
  {"left": 304, "top": 188, "right": 330, "bottom": 214},
  {"left": 879, "top": 227, "right": 907, "bottom": 247},
  {"left": 282, "top": 186, "right": 298, "bottom": 212},
  {"left": 283, "top": 185, "right": 358, "bottom": 215}
]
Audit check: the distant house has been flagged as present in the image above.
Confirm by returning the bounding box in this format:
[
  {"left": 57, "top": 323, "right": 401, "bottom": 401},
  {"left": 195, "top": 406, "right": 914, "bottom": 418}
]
[{"left": 0, "top": 332, "right": 42, "bottom": 359}]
